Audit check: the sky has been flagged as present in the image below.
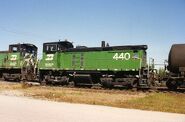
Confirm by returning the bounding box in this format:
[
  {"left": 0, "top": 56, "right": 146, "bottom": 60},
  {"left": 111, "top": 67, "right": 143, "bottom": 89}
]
[{"left": 0, "top": 0, "right": 185, "bottom": 67}]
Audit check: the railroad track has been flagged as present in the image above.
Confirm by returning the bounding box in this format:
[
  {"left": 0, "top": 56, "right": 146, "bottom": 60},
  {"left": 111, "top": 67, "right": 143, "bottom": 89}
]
[{"left": 1, "top": 79, "right": 185, "bottom": 94}]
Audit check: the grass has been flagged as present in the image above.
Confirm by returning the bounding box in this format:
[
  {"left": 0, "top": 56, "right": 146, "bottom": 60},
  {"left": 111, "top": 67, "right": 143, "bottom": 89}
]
[
  {"left": 122, "top": 93, "right": 185, "bottom": 114},
  {"left": 22, "top": 86, "right": 146, "bottom": 106},
  {"left": 0, "top": 82, "right": 22, "bottom": 90},
  {"left": 0, "top": 81, "right": 185, "bottom": 114}
]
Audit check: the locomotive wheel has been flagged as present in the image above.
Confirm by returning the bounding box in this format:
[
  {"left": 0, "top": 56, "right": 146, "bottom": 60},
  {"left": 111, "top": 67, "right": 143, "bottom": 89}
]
[
  {"left": 3, "top": 76, "right": 9, "bottom": 81},
  {"left": 131, "top": 80, "right": 138, "bottom": 88},
  {"left": 41, "top": 79, "right": 47, "bottom": 86},
  {"left": 101, "top": 82, "right": 107, "bottom": 88},
  {"left": 74, "top": 81, "right": 80, "bottom": 87},
  {"left": 166, "top": 80, "right": 177, "bottom": 91},
  {"left": 3, "top": 77, "right": 9, "bottom": 81},
  {"left": 15, "top": 78, "right": 20, "bottom": 82},
  {"left": 59, "top": 76, "right": 69, "bottom": 86},
  {"left": 101, "top": 78, "right": 113, "bottom": 89}
]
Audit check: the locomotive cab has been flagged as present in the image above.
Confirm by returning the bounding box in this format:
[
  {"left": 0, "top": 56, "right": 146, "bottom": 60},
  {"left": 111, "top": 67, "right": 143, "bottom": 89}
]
[
  {"left": 9, "top": 44, "right": 37, "bottom": 57},
  {"left": 39, "top": 41, "right": 73, "bottom": 85},
  {"left": 43, "top": 41, "right": 73, "bottom": 53}
]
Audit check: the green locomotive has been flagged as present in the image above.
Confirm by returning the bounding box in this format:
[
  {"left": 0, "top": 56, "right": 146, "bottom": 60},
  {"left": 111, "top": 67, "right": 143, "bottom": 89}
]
[
  {"left": 39, "top": 41, "right": 152, "bottom": 88},
  {"left": 0, "top": 43, "right": 38, "bottom": 81}
]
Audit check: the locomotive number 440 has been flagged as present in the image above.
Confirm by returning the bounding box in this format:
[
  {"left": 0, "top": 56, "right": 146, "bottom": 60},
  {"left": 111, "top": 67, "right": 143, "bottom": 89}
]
[{"left": 113, "top": 53, "right": 130, "bottom": 60}]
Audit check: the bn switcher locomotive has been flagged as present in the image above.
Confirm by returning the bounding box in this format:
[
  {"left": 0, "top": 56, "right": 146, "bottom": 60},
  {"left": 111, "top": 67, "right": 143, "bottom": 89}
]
[{"left": 39, "top": 41, "right": 153, "bottom": 88}]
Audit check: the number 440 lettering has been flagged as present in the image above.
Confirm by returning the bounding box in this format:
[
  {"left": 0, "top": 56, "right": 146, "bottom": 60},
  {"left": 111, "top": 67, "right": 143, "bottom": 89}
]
[{"left": 113, "top": 53, "right": 130, "bottom": 60}]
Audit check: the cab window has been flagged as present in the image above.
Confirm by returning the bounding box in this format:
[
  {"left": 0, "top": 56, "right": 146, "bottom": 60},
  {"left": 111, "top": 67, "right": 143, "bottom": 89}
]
[
  {"left": 9, "top": 45, "right": 20, "bottom": 52},
  {"left": 44, "top": 44, "right": 58, "bottom": 53}
]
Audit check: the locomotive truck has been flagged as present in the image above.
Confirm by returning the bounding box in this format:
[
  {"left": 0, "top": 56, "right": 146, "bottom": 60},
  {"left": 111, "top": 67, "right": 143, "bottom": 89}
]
[
  {"left": 39, "top": 41, "right": 154, "bottom": 88},
  {"left": 0, "top": 43, "right": 38, "bottom": 81}
]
